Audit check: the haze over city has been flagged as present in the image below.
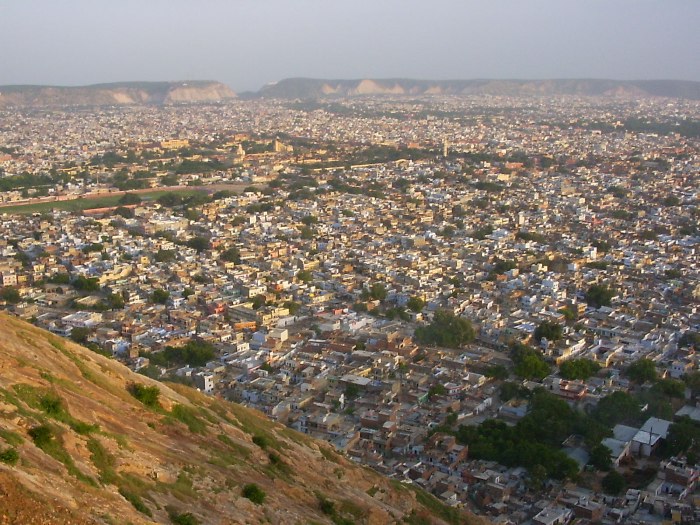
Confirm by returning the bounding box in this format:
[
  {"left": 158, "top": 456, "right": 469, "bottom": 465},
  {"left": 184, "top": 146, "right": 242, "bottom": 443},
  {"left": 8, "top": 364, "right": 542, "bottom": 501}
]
[
  {"left": 1, "top": 0, "right": 699, "bottom": 91},
  {"left": 2, "top": 1, "right": 700, "bottom": 524}
]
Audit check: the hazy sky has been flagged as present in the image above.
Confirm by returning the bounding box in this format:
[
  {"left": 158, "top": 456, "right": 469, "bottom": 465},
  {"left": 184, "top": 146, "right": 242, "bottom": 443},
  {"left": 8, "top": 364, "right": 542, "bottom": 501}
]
[{"left": 1, "top": 0, "right": 698, "bottom": 92}]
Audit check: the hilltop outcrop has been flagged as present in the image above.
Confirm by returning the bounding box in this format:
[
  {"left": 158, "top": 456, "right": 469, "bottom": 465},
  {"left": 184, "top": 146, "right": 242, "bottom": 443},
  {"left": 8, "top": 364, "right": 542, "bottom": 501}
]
[
  {"left": 256, "top": 77, "right": 700, "bottom": 100},
  {"left": 0, "top": 81, "right": 236, "bottom": 107}
]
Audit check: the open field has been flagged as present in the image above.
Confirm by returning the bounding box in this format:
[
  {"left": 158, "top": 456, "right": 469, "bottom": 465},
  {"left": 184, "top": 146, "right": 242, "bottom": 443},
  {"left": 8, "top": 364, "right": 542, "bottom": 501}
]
[
  {"left": 0, "top": 183, "right": 261, "bottom": 215},
  {"left": 0, "top": 190, "right": 205, "bottom": 215}
]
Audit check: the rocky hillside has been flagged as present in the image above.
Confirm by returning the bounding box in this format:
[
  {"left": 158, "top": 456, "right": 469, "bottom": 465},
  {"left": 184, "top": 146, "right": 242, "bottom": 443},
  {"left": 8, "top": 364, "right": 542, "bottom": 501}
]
[
  {"left": 0, "top": 81, "right": 236, "bottom": 107},
  {"left": 256, "top": 77, "right": 700, "bottom": 100},
  {"left": 0, "top": 312, "right": 485, "bottom": 525}
]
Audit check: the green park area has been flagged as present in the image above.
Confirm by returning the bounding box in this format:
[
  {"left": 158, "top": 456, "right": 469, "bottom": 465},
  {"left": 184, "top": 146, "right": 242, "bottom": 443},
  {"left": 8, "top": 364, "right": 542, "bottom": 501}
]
[{"left": 0, "top": 189, "right": 208, "bottom": 215}]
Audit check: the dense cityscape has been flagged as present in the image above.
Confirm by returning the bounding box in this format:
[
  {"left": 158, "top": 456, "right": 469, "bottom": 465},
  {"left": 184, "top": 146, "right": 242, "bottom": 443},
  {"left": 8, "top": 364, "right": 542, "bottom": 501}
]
[{"left": 1, "top": 93, "right": 699, "bottom": 524}]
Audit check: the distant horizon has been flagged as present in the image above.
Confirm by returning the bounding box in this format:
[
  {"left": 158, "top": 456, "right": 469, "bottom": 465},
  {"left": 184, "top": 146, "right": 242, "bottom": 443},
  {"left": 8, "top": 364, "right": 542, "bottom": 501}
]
[
  {"left": 2, "top": 76, "right": 700, "bottom": 94},
  {"left": 1, "top": 1, "right": 698, "bottom": 92}
]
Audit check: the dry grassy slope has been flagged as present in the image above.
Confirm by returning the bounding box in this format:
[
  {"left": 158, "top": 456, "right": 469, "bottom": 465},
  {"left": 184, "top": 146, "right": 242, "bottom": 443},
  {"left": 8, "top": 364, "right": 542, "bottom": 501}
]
[{"left": 0, "top": 313, "right": 486, "bottom": 525}]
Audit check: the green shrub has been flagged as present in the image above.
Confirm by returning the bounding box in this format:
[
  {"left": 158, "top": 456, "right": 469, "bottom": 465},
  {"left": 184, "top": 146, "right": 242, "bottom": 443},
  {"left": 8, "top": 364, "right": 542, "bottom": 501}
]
[
  {"left": 28, "top": 424, "right": 96, "bottom": 486},
  {"left": 171, "top": 404, "right": 206, "bottom": 433},
  {"left": 0, "top": 428, "right": 23, "bottom": 446},
  {"left": 242, "top": 483, "right": 265, "bottom": 504},
  {"left": 119, "top": 487, "right": 152, "bottom": 516},
  {"left": 169, "top": 511, "right": 200, "bottom": 525},
  {"left": 252, "top": 434, "right": 269, "bottom": 449},
  {"left": 87, "top": 438, "right": 117, "bottom": 484},
  {"left": 319, "top": 495, "right": 335, "bottom": 515},
  {"left": 0, "top": 447, "right": 19, "bottom": 465},
  {"left": 28, "top": 424, "right": 54, "bottom": 448},
  {"left": 38, "top": 392, "right": 64, "bottom": 416},
  {"left": 128, "top": 382, "right": 161, "bottom": 408},
  {"left": 70, "top": 420, "right": 99, "bottom": 435}
]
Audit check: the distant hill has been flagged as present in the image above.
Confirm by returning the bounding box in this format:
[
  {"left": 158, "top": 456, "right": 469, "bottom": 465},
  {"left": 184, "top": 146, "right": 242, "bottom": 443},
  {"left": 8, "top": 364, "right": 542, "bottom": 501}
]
[
  {"left": 256, "top": 78, "right": 700, "bottom": 100},
  {"left": 0, "top": 312, "right": 485, "bottom": 524},
  {"left": 0, "top": 81, "right": 236, "bottom": 107}
]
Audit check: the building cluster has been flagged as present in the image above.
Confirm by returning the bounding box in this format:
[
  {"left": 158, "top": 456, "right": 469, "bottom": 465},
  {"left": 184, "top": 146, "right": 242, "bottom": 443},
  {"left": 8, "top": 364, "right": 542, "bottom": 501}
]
[{"left": 1, "top": 94, "right": 699, "bottom": 524}]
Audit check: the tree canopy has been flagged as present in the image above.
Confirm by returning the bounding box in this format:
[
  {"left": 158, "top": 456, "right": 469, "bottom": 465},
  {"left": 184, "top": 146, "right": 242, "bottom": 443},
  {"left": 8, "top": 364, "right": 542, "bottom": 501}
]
[
  {"left": 406, "top": 296, "right": 425, "bottom": 313},
  {"left": 626, "top": 358, "right": 657, "bottom": 384},
  {"left": 186, "top": 236, "right": 210, "bottom": 253},
  {"left": 559, "top": 359, "right": 600, "bottom": 380},
  {"left": 220, "top": 247, "right": 241, "bottom": 264},
  {"left": 144, "top": 340, "right": 216, "bottom": 368},
  {"left": 0, "top": 287, "right": 21, "bottom": 304},
  {"left": 150, "top": 289, "right": 170, "bottom": 305},
  {"left": 510, "top": 343, "right": 550, "bottom": 380},
  {"left": 454, "top": 391, "right": 590, "bottom": 480},
  {"left": 585, "top": 284, "right": 615, "bottom": 308},
  {"left": 534, "top": 320, "right": 563, "bottom": 342},
  {"left": 361, "top": 283, "right": 387, "bottom": 302},
  {"left": 414, "top": 310, "right": 475, "bottom": 348}
]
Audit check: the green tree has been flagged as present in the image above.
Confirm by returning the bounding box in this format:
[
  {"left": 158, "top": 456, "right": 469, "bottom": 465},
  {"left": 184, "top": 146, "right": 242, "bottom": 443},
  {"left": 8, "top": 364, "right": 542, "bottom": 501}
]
[
  {"left": 220, "top": 247, "right": 241, "bottom": 264},
  {"left": 663, "top": 417, "right": 700, "bottom": 458},
  {"left": 151, "top": 289, "right": 170, "bottom": 304},
  {"left": 602, "top": 471, "right": 626, "bottom": 495},
  {"left": 662, "top": 195, "right": 680, "bottom": 207},
  {"left": 0, "top": 287, "right": 21, "bottom": 304},
  {"left": 485, "top": 365, "right": 509, "bottom": 380},
  {"left": 499, "top": 381, "right": 528, "bottom": 401},
  {"left": 414, "top": 310, "right": 475, "bottom": 348},
  {"left": 491, "top": 258, "right": 517, "bottom": 274},
  {"left": 510, "top": 343, "right": 550, "bottom": 380},
  {"left": 73, "top": 275, "right": 100, "bottom": 292},
  {"left": 157, "top": 192, "right": 184, "bottom": 207},
  {"left": 361, "top": 282, "right": 387, "bottom": 302},
  {"left": 626, "top": 359, "right": 657, "bottom": 384},
  {"left": 428, "top": 384, "right": 447, "bottom": 400},
  {"left": 161, "top": 174, "right": 179, "bottom": 187},
  {"left": 559, "top": 359, "right": 601, "bottom": 380},
  {"left": 154, "top": 249, "right": 176, "bottom": 263},
  {"left": 151, "top": 340, "right": 215, "bottom": 368},
  {"left": 251, "top": 295, "right": 266, "bottom": 310},
  {"left": 652, "top": 378, "right": 686, "bottom": 399},
  {"left": 353, "top": 302, "right": 368, "bottom": 313},
  {"left": 186, "top": 236, "right": 210, "bottom": 253},
  {"left": 684, "top": 371, "right": 700, "bottom": 397},
  {"left": 69, "top": 327, "right": 90, "bottom": 344},
  {"left": 592, "top": 391, "right": 641, "bottom": 427},
  {"left": 28, "top": 425, "right": 54, "bottom": 448},
  {"left": 296, "top": 270, "right": 312, "bottom": 283},
  {"left": 679, "top": 331, "right": 700, "bottom": 349},
  {"left": 299, "top": 226, "right": 314, "bottom": 239},
  {"left": 534, "top": 320, "right": 563, "bottom": 342},
  {"left": 589, "top": 443, "right": 612, "bottom": 471},
  {"left": 48, "top": 273, "right": 70, "bottom": 284},
  {"left": 344, "top": 383, "right": 360, "bottom": 399},
  {"left": 528, "top": 464, "right": 547, "bottom": 492},
  {"left": 106, "top": 293, "right": 125, "bottom": 310},
  {"left": 406, "top": 296, "right": 425, "bottom": 313},
  {"left": 559, "top": 306, "right": 577, "bottom": 322},
  {"left": 118, "top": 193, "right": 142, "bottom": 205},
  {"left": 585, "top": 284, "right": 615, "bottom": 308},
  {"left": 283, "top": 301, "right": 301, "bottom": 315}
]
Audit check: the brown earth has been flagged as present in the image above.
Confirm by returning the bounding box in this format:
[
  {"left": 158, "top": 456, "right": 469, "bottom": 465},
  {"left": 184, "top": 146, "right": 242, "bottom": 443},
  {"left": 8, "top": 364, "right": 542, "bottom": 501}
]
[{"left": 0, "top": 313, "right": 487, "bottom": 525}]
